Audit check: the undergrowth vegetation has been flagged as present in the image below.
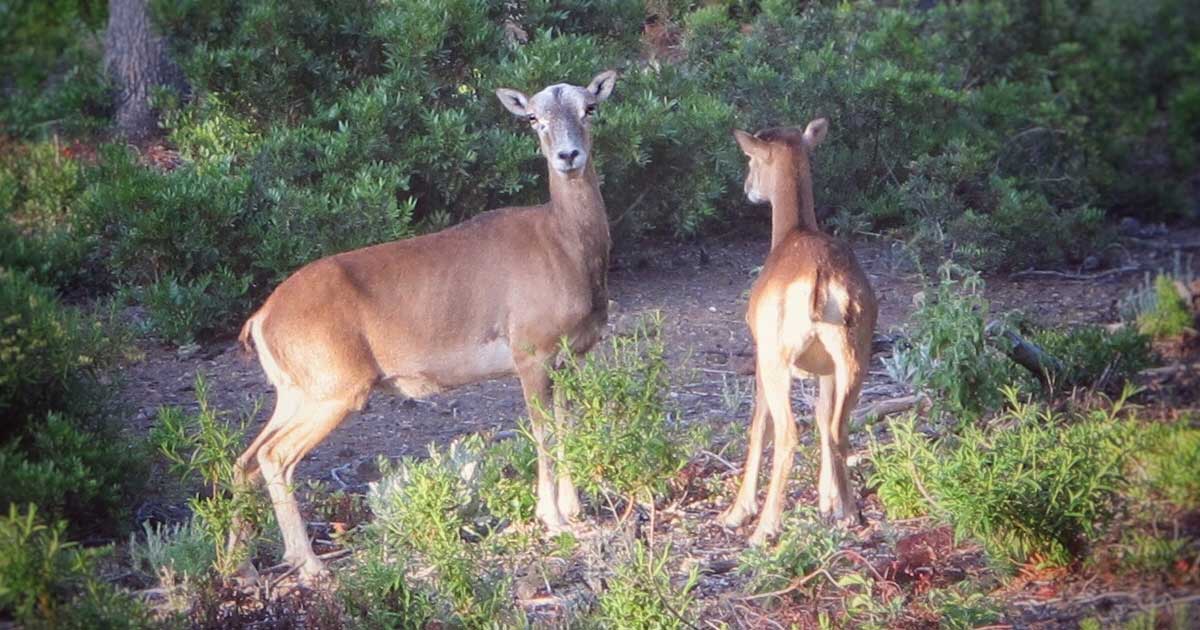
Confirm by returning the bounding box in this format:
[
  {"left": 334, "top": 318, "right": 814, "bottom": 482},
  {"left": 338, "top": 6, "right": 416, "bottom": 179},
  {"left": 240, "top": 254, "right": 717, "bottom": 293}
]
[{"left": 868, "top": 386, "right": 1199, "bottom": 571}]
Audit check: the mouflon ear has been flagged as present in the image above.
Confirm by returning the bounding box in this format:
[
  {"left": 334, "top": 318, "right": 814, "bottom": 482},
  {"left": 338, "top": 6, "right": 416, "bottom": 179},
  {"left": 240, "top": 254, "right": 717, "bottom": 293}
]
[
  {"left": 802, "top": 118, "right": 829, "bottom": 149},
  {"left": 587, "top": 70, "right": 617, "bottom": 102},
  {"left": 733, "top": 129, "right": 768, "bottom": 158},
  {"left": 495, "top": 88, "right": 530, "bottom": 117}
]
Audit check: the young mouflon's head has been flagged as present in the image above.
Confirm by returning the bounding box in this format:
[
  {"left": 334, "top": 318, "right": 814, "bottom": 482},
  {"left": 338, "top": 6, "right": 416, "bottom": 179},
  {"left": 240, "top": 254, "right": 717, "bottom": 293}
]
[
  {"left": 732, "top": 118, "right": 828, "bottom": 204},
  {"left": 496, "top": 70, "right": 617, "bottom": 175}
]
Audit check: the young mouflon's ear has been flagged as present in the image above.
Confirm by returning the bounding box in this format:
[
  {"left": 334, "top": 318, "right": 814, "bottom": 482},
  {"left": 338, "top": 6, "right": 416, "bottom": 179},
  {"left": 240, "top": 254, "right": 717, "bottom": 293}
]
[
  {"left": 587, "top": 70, "right": 617, "bottom": 102},
  {"left": 495, "top": 88, "right": 530, "bottom": 117},
  {"left": 733, "top": 129, "right": 767, "bottom": 158},
  {"left": 802, "top": 118, "right": 829, "bottom": 149}
]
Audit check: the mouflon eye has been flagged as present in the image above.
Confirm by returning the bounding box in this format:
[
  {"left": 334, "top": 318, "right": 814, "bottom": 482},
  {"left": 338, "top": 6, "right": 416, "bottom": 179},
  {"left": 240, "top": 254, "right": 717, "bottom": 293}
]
[
  {"left": 584, "top": 104, "right": 596, "bottom": 116},
  {"left": 528, "top": 114, "right": 538, "bottom": 124}
]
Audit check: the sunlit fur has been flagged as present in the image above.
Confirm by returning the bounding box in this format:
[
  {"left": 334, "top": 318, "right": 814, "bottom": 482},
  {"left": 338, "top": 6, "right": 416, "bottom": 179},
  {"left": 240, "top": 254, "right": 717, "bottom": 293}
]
[
  {"left": 722, "top": 119, "right": 878, "bottom": 544},
  {"left": 228, "top": 71, "right": 618, "bottom": 581}
]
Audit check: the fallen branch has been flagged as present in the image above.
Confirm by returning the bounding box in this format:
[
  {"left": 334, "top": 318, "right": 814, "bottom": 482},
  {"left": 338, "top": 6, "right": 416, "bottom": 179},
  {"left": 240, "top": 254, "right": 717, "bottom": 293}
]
[
  {"left": 986, "top": 320, "right": 1064, "bottom": 389},
  {"left": 1125, "top": 237, "right": 1200, "bottom": 251},
  {"left": 1139, "top": 362, "right": 1200, "bottom": 379},
  {"left": 850, "top": 394, "right": 929, "bottom": 427},
  {"left": 1010, "top": 265, "right": 1139, "bottom": 281}
]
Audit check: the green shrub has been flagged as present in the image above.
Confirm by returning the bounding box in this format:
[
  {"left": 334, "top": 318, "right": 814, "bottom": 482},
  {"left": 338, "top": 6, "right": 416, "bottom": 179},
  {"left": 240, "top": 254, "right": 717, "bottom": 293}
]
[
  {"left": 151, "top": 376, "right": 271, "bottom": 576},
  {"left": 929, "top": 587, "right": 1001, "bottom": 630},
  {"left": 0, "top": 268, "right": 124, "bottom": 433},
  {"left": 477, "top": 434, "right": 537, "bottom": 527},
  {"left": 0, "top": 504, "right": 149, "bottom": 629},
  {"left": 0, "top": 412, "right": 146, "bottom": 537},
  {"left": 1137, "top": 275, "right": 1195, "bottom": 339},
  {"left": 367, "top": 446, "right": 512, "bottom": 626},
  {"left": 736, "top": 506, "right": 847, "bottom": 596},
  {"left": 81, "top": 145, "right": 257, "bottom": 343},
  {"left": 1032, "top": 324, "right": 1152, "bottom": 391},
  {"left": 595, "top": 541, "right": 698, "bottom": 630},
  {"left": 1138, "top": 423, "right": 1200, "bottom": 509},
  {"left": 129, "top": 517, "right": 215, "bottom": 585},
  {"left": 869, "top": 389, "right": 1138, "bottom": 569},
  {"left": 865, "top": 416, "right": 937, "bottom": 521},
  {"left": 0, "top": 1, "right": 111, "bottom": 138},
  {"left": 884, "top": 263, "right": 1025, "bottom": 420},
  {"left": 336, "top": 541, "right": 434, "bottom": 629},
  {"left": 1115, "top": 530, "right": 1189, "bottom": 575},
  {"left": 552, "top": 313, "right": 695, "bottom": 509}
]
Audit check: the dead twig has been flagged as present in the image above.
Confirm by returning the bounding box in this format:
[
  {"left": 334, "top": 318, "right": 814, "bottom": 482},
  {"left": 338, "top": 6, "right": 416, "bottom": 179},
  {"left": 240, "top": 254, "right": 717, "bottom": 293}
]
[
  {"left": 700, "top": 449, "right": 739, "bottom": 472},
  {"left": 738, "top": 567, "right": 838, "bottom": 601},
  {"left": 1139, "top": 362, "right": 1200, "bottom": 379},
  {"left": 1009, "top": 265, "right": 1140, "bottom": 281}
]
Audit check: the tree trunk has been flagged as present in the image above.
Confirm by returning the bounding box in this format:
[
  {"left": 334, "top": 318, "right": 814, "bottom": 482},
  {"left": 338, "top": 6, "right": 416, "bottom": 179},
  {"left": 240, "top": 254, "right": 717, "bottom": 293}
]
[{"left": 104, "top": 0, "right": 187, "bottom": 140}]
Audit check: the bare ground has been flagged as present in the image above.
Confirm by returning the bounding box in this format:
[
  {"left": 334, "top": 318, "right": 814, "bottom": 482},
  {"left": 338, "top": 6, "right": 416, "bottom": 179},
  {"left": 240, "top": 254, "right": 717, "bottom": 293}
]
[{"left": 116, "top": 227, "right": 1200, "bottom": 627}]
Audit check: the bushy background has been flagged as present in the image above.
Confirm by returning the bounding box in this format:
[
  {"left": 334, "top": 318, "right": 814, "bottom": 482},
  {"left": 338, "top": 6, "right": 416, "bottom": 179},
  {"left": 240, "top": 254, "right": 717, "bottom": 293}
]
[{"left": 3, "top": 0, "right": 1198, "bottom": 344}]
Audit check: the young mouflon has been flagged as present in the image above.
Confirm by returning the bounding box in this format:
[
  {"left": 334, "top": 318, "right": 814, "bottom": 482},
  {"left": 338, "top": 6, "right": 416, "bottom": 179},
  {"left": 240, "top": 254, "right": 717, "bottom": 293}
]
[{"left": 722, "top": 119, "right": 878, "bottom": 544}]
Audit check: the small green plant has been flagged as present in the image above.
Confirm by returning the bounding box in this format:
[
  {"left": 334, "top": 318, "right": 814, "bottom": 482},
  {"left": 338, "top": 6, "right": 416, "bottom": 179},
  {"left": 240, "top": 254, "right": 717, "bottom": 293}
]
[
  {"left": 865, "top": 415, "right": 937, "bottom": 520},
  {"left": 595, "top": 540, "right": 699, "bottom": 629},
  {"left": 1032, "top": 324, "right": 1152, "bottom": 392},
  {"left": 884, "top": 263, "right": 1024, "bottom": 420},
  {"left": 928, "top": 586, "right": 1001, "bottom": 630},
  {"left": 336, "top": 541, "right": 435, "bottom": 629},
  {"left": 367, "top": 444, "right": 513, "bottom": 626},
  {"left": 151, "top": 375, "right": 270, "bottom": 576},
  {"left": 868, "top": 387, "right": 1139, "bottom": 569},
  {"left": 737, "top": 506, "right": 847, "bottom": 596},
  {"left": 476, "top": 433, "right": 537, "bottom": 527},
  {"left": 1137, "top": 422, "right": 1200, "bottom": 509},
  {"left": 130, "top": 517, "right": 215, "bottom": 585},
  {"left": 0, "top": 504, "right": 149, "bottom": 629},
  {"left": 838, "top": 573, "right": 906, "bottom": 630},
  {"left": 1115, "top": 530, "right": 1189, "bottom": 575},
  {"left": 1137, "top": 274, "right": 1195, "bottom": 339},
  {"left": 552, "top": 312, "right": 693, "bottom": 513}
]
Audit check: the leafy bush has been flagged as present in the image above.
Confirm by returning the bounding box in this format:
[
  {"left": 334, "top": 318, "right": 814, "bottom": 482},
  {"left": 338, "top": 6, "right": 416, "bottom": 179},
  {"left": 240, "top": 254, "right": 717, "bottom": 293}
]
[
  {"left": 595, "top": 541, "right": 699, "bottom": 629},
  {"left": 81, "top": 145, "right": 257, "bottom": 344},
  {"left": 869, "top": 389, "right": 1138, "bottom": 569},
  {"left": 929, "top": 587, "right": 1001, "bottom": 630},
  {"left": 0, "top": 1, "right": 111, "bottom": 138},
  {"left": 0, "top": 504, "right": 149, "bottom": 629},
  {"left": 367, "top": 447, "right": 512, "bottom": 626},
  {"left": 1032, "top": 324, "right": 1152, "bottom": 391},
  {"left": 737, "top": 506, "right": 847, "bottom": 596},
  {"left": 129, "top": 517, "right": 215, "bottom": 585},
  {"left": 884, "top": 264, "right": 1024, "bottom": 420},
  {"left": 1138, "top": 423, "right": 1200, "bottom": 509},
  {"left": 865, "top": 416, "right": 937, "bottom": 521},
  {"left": 1137, "top": 275, "right": 1195, "bottom": 339},
  {"left": 0, "top": 269, "right": 124, "bottom": 432},
  {"left": 0, "top": 412, "right": 146, "bottom": 536},
  {"left": 151, "top": 376, "right": 271, "bottom": 576},
  {"left": 335, "top": 542, "right": 434, "bottom": 629},
  {"left": 552, "top": 313, "right": 695, "bottom": 509},
  {"left": 477, "top": 434, "right": 537, "bottom": 527}
]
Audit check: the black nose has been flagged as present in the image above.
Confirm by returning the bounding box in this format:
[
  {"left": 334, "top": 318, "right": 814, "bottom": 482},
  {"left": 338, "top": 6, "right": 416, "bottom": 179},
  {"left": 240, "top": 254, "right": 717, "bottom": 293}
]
[{"left": 557, "top": 149, "right": 580, "bottom": 164}]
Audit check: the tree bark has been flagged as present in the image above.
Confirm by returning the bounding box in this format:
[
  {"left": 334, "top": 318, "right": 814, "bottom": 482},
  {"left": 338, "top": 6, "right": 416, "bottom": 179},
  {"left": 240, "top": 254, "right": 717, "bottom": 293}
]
[{"left": 104, "top": 0, "right": 187, "bottom": 140}]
